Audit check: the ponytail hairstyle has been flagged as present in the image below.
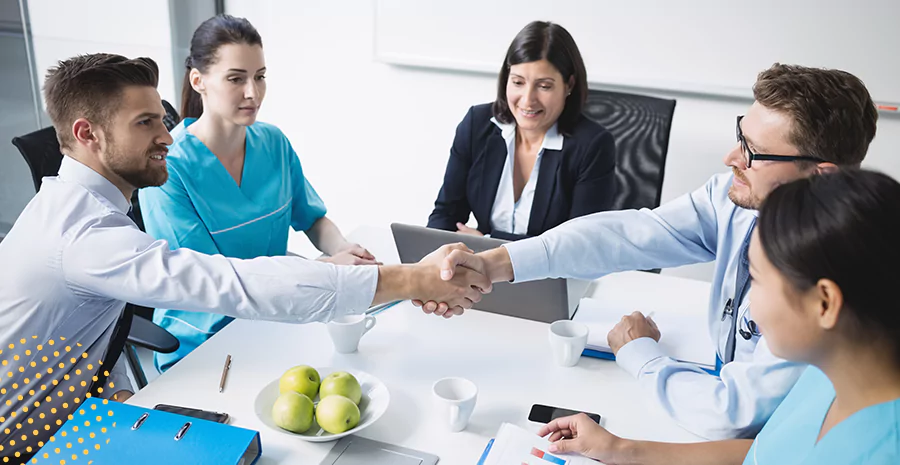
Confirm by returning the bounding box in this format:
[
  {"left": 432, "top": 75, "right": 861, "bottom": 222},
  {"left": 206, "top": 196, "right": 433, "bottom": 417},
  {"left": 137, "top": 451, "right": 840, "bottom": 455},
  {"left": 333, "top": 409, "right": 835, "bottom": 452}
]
[{"left": 181, "top": 14, "right": 262, "bottom": 119}]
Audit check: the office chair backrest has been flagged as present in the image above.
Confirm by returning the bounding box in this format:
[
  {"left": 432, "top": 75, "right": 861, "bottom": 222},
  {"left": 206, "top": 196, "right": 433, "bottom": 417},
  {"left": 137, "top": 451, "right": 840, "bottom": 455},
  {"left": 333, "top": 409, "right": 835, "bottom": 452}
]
[
  {"left": 10, "top": 126, "right": 63, "bottom": 193},
  {"left": 161, "top": 99, "right": 181, "bottom": 130},
  {"left": 582, "top": 89, "right": 676, "bottom": 211}
]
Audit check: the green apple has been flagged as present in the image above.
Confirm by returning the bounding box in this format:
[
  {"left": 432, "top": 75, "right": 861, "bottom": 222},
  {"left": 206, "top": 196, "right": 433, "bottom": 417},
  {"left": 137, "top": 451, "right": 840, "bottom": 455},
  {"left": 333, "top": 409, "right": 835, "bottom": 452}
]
[
  {"left": 279, "top": 365, "right": 320, "bottom": 399},
  {"left": 319, "top": 371, "right": 362, "bottom": 404},
  {"left": 272, "top": 391, "right": 314, "bottom": 433},
  {"left": 315, "top": 395, "right": 360, "bottom": 434}
]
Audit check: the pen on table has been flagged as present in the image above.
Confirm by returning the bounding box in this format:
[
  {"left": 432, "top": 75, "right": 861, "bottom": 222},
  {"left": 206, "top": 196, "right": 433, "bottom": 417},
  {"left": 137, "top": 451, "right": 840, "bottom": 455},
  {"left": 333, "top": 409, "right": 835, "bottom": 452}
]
[
  {"left": 219, "top": 354, "right": 232, "bottom": 393},
  {"left": 365, "top": 299, "right": 403, "bottom": 316}
]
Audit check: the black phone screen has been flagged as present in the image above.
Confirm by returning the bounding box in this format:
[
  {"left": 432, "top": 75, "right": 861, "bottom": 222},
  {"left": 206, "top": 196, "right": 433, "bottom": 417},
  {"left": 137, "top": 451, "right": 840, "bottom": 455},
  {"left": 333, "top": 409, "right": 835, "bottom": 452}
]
[
  {"left": 153, "top": 404, "right": 229, "bottom": 424},
  {"left": 528, "top": 404, "right": 601, "bottom": 424}
]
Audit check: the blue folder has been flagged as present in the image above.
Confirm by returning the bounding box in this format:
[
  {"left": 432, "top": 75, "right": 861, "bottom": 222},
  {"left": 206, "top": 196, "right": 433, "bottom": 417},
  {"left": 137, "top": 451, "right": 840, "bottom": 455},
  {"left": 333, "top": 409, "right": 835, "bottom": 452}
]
[{"left": 35, "top": 398, "right": 261, "bottom": 464}]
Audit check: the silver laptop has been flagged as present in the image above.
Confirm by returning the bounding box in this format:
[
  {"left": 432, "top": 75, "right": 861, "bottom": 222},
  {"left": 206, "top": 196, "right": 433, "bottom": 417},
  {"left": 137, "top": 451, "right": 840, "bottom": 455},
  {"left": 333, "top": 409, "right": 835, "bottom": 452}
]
[{"left": 391, "top": 223, "right": 589, "bottom": 323}]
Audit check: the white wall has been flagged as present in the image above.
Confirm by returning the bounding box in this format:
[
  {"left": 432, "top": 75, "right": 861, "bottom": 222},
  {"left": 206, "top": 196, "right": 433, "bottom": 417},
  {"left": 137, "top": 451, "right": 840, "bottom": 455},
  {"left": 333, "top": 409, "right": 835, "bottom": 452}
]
[
  {"left": 226, "top": 0, "right": 900, "bottom": 281},
  {"left": 26, "top": 0, "right": 178, "bottom": 108},
  {"left": 374, "top": 0, "right": 900, "bottom": 105}
]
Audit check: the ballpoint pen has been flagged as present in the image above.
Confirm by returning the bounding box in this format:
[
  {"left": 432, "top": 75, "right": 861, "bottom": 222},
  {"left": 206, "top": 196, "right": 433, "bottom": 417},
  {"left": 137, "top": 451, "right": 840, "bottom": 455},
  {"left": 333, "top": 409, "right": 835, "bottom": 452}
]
[{"left": 219, "top": 354, "right": 232, "bottom": 393}]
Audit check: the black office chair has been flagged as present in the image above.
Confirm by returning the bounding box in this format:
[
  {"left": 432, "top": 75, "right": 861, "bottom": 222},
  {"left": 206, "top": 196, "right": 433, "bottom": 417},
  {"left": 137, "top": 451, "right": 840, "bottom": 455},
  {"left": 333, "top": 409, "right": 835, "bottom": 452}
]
[
  {"left": 583, "top": 89, "right": 676, "bottom": 274},
  {"left": 583, "top": 89, "right": 676, "bottom": 212},
  {"left": 10, "top": 100, "right": 182, "bottom": 388}
]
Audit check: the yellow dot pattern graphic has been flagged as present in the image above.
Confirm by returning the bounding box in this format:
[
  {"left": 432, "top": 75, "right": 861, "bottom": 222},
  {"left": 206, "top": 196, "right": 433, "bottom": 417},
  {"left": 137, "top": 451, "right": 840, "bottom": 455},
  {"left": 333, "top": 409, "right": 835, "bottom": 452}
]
[{"left": 0, "top": 336, "right": 117, "bottom": 464}]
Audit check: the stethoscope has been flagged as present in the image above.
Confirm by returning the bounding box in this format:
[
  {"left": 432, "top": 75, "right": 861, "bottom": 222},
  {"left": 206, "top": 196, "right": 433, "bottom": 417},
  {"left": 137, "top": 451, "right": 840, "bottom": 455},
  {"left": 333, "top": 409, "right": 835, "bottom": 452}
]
[{"left": 737, "top": 306, "right": 761, "bottom": 340}]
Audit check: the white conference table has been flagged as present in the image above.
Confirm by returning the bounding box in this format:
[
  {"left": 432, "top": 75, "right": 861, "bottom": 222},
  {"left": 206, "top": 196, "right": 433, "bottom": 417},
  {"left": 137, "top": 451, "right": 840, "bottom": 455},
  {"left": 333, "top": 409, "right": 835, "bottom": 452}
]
[{"left": 129, "top": 225, "right": 710, "bottom": 464}]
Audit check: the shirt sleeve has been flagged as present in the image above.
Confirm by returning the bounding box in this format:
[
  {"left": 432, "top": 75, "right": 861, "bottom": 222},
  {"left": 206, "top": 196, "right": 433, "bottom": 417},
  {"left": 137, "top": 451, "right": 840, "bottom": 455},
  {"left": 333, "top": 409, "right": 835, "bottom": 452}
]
[
  {"left": 105, "top": 352, "right": 134, "bottom": 397},
  {"left": 60, "top": 213, "right": 378, "bottom": 323},
  {"left": 427, "top": 106, "right": 476, "bottom": 231},
  {"left": 615, "top": 336, "right": 806, "bottom": 439},
  {"left": 568, "top": 128, "right": 617, "bottom": 218},
  {"left": 503, "top": 173, "right": 726, "bottom": 282},
  {"left": 286, "top": 137, "right": 327, "bottom": 232}
]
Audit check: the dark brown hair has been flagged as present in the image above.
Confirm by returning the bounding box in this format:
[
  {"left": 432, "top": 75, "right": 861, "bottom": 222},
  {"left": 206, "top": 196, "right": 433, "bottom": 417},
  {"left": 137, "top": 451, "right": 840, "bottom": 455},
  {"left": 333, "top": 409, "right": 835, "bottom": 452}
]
[
  {"left": 753, "top": 63, "right": 877, "bottom": 167},
  {"left": 759, "top": 169, "right": 900, "bottom": 361},
  {"left": 492, "top": 21, "right": 587, "bottom": 136},
  {"left": 181, "top": 14, "right": 263, "bottom": 119},
  {"left": 44, "top": 53, "right": 159, "bottom": 151}
]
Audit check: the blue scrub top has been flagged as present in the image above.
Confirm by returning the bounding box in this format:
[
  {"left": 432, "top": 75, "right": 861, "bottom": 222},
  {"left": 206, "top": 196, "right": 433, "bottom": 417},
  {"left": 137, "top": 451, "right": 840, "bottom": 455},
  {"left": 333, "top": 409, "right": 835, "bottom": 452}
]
[
  {"left": 743, "top": 366, "right": 900, "bottom": 465},
  {"left": 138, "top": 118, "right": 327, "bottom": 372}
]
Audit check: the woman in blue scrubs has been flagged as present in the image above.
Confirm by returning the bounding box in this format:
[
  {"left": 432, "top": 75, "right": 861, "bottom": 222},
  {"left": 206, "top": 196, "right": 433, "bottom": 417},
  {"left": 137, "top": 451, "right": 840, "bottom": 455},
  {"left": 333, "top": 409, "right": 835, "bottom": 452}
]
[
  {"left": 139, "top": 15, "right": 378, "bottom": 372},
  {"left": 536, "top": 169, "right": 900, "bottom": 465}
]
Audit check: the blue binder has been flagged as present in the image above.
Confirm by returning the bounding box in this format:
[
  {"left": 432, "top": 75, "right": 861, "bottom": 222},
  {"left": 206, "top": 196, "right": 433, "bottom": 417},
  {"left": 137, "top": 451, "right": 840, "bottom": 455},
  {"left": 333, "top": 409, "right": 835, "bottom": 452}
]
[{"left": 34, "top": 398, "right": 261, "bottom": 464}]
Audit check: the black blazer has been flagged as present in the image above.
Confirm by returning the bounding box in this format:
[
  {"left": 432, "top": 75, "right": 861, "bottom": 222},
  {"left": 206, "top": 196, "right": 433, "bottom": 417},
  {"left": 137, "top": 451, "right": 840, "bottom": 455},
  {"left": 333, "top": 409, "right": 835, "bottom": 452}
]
[{"left": 427, "top": 103, "right": 616, "bottom": 240}]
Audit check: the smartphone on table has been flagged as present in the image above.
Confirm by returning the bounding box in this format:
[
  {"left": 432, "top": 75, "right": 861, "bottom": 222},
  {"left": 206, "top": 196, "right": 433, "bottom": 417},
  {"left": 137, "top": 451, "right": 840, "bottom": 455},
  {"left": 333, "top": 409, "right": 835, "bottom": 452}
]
[
  {"left": 528, "top": 404, "right": 601, "bottom": 424},
  {"left": 153, "top": 404, "right": 230, "bottom": 424}
]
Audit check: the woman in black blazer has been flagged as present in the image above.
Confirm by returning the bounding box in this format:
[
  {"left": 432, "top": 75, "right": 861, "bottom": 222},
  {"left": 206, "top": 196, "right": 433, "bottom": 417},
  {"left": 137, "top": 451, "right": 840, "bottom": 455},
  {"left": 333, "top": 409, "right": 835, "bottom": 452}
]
[{"left": 428, "top": 21, "right": 616, "bottom": 241}]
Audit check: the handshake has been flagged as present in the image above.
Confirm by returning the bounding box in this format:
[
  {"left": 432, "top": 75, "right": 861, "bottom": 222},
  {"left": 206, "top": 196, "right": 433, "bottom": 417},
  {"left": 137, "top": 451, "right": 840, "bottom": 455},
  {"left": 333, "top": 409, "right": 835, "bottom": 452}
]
[{"left": 407, "top": 243, "right": 498, "bottom": 319}]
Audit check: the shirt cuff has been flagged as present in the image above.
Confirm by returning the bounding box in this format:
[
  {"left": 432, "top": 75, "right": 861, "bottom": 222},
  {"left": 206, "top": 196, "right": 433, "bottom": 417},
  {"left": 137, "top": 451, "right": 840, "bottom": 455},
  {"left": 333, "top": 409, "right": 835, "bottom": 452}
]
[
  {"left": 616, "top": 337, "right": 667, "bottom": 378},
  {"left": 502, "top": 237, "right": 551, "bottom": 283},
  {"left": 334, "top": 264, "right": 379, "bottom": 317}
]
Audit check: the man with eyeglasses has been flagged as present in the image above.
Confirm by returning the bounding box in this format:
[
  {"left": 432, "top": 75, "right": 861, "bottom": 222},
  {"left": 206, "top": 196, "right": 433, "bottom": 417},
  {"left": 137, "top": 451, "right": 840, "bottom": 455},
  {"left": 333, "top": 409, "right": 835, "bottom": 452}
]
[{"left": 421, "top": 63, "right": 879, "bottom": 439}]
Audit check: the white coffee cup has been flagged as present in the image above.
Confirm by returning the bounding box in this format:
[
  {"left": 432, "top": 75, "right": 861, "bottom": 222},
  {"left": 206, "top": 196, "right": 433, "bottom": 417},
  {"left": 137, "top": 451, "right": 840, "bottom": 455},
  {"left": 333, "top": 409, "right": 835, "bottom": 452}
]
[
  {"left": 327, "top": 315, "right": 376, "bottom": 354},
  {"left": 549, "top": 320, "right": 589, "bottom": 367},
  {"left": 432, "top": 377, "right": 478, "bottom": 432}
]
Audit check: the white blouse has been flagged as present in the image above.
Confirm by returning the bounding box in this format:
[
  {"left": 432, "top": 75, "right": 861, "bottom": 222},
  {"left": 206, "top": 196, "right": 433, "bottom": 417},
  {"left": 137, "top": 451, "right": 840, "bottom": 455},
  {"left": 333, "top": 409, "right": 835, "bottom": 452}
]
[{"left": 489, "top": 118, "right": 564, "bottom": 235}]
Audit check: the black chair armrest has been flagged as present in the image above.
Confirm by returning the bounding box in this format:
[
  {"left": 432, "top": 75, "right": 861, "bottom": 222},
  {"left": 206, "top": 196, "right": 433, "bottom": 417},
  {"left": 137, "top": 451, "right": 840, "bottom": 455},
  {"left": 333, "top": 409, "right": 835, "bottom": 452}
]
[{"left": 126, "top": 307, "right": 179, "bottom": 354}]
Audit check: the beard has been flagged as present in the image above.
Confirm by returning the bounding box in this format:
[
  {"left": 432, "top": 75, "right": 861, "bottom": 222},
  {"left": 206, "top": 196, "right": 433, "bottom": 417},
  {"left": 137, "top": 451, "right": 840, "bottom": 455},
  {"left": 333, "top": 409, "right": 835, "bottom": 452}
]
[
  {"left": 728, "top": 168, "right": 762, "bottom": 210},
  {"left": 104, "top": 136, "right": 168, "bottom": 189}
]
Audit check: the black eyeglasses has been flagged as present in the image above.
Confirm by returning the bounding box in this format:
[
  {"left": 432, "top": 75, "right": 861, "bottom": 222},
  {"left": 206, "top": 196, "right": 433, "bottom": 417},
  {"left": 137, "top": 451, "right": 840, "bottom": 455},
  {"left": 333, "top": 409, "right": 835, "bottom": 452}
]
[{"left": 736, "top": 115, "right": 825, "bottom": 168}]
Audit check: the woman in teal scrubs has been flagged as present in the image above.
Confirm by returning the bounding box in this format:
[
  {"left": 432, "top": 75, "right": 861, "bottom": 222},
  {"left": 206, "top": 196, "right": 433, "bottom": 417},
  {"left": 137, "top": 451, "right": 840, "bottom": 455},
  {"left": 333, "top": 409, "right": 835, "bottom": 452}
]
[
  {"left": 139, "top": 15, "right": 378, "bottom": 372},
  {"left": 536, "top": 169, "right": 900, "bottom": 465}
]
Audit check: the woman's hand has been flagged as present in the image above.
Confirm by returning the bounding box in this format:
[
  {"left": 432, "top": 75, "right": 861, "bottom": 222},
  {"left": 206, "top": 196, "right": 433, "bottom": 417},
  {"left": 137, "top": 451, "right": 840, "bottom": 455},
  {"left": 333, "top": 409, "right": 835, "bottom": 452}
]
[
  {"left": 538, "top": 414, "right": 628, "bottom": 463},
  {"left": 456, "top": 222, "right": 484, "bottom": 236},
  {"left": 318, "top": 243, "right": 381, "bottom": 265}
]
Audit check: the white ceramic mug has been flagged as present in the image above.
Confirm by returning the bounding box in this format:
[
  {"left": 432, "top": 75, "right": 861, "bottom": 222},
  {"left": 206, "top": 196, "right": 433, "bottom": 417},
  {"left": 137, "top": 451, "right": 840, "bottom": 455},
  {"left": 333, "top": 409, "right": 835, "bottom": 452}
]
[
  {"left": 432, "top": 377, "right": 478, "bottom": 432},
  {"left": 327, "top": 315, "right": 376, "bottom": 353},
  {"left": 548, "top": 320, "right": 589, "bottom": 367}
]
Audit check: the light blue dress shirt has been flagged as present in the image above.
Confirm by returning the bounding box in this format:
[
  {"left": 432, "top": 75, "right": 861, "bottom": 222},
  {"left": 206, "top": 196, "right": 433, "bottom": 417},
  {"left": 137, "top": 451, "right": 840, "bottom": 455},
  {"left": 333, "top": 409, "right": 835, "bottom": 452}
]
[
  {"left": 744, "top": 366, "right": 900, "bottom": 465},
  {"left": 139, "top": 118, "right": 328, "bottom": 371},
  {"left": 488, "top": 118, "right": 563, "bottom": 236},
  {"left": 503, "top": 172, "right": 806, "bottom": 439},
  {"left": 0, "top": 157, "right": 376, "bottom": 458}
]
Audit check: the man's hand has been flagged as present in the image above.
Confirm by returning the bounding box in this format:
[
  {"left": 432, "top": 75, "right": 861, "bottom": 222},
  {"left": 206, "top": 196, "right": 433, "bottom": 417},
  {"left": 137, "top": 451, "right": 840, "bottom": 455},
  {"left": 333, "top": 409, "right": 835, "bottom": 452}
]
[
  {"left": 538, "top": 413, "right": 628, "bottom": 462},
  {"left": 318, "top": 243, "right": 380, "bottom": 265},
  {"left": 112, "top": 390, "right": 133, "bottom": 402},
  {"left": 413, "top": 245, "right": 517, "bottom": 314},
  {"left": 607, "top": 311, "right": 660, "bottom": 355},
  {"left": 455, "top": 222, "right": 484, "bottom": 236},
  {"left": 411, "top": 244, "right": 490, "bottom": 316},
  {"left": 408, "top": 243, "right": 491, "bottom": 318}
]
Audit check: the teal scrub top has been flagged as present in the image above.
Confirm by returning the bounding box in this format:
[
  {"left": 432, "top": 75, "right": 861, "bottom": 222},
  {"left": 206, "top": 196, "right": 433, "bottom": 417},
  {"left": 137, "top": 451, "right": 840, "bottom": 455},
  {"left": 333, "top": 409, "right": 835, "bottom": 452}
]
[
  {"left": 743, "top": 366, "right": 900, "bottom": 465},
  {"left": 138, "top": 118, "right": 326, "bottom": 372}
]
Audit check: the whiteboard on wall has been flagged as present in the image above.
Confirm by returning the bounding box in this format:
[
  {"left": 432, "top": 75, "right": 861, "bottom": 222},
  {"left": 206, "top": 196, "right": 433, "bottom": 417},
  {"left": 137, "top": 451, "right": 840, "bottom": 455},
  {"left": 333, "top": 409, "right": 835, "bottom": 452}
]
[{"left": 374, "top": 0, "right": 900, "bottom": 108}]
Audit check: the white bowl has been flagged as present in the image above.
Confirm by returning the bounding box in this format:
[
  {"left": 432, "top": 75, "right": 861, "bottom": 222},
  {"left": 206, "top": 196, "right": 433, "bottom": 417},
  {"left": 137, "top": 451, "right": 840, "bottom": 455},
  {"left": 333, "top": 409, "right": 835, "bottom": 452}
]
[{"left": 253, "top": 366, "right": 390, "bottom": 442}]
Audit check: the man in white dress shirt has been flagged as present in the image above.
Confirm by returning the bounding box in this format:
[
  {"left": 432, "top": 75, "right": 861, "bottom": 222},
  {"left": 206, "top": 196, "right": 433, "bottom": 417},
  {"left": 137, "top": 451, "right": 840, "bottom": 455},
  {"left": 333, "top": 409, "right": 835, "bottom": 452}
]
[
  {"left": 418, "top": 64, "right": 879, "bottom": 439},
  {"left": 0, "top": 53, "right": 489, "bottom": 460}
]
